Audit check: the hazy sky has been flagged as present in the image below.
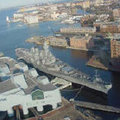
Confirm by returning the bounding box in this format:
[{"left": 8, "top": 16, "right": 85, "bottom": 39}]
[{"left": 0, "top": 0, "right": 59, "bottom": 9}]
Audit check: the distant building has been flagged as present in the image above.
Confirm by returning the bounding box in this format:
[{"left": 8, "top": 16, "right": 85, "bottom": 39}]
[
  {"left": 113, "top": 8, "right": 120, "bottom": 20},
  {"left": 51, "top": 12, "right": 60, "bottom": 20},
  {"left": 72, "top": 0, "right": 90, "bottom": 9},
  {"left": 13, "top": 13, "right": 24, "bottom": 19},
  {"left": 18, "top": 6, "right": 38, "bottom": 13},
  {"left": 94, "top": 22, "right": 120, "bottom": 33},
  {"left": 110, "top": 34, "right": 120, "bottom": 64},
  {"left": 24, "top": 15, "right": 39, "bottom": 24},
  {"left": 70, "top": 35, "right": 94, "bottom": 50},
  {"left": 94, "top": 0, "right": 104, "bottom": 6},
  {"left": 48, "top": 36, "right": 68, "bottom": 47},
  {"left": 60, "top": 27, "right": 96, "bottom": 34}
]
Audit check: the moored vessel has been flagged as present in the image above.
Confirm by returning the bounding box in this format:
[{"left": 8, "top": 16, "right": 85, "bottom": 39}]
[
  {"left": 6, "top": 16, "right": 10, "bottom": 23},
  {"left": 15, "top": 42, "right": 112, "bottom": 94}
]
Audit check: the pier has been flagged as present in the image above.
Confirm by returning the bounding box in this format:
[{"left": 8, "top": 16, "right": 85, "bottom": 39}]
[
  {"left": 24, "top": 98, "right": 98, "bottom": 120},
  {"left": 73, "top": 101, "right": 120, "bottom": 114}
]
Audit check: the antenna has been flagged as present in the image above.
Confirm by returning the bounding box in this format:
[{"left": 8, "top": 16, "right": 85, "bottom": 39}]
[{"left": 95, "top": 69, "right": 99, "bottom": 79}]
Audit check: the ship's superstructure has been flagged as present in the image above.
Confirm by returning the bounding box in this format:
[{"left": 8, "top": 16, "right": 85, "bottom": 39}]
[
  {"left": 15, "top": 42, "right": 112, "bottom": 94},
  {"left": 0, "top": 56, "right": 61, "bottom": 117}
]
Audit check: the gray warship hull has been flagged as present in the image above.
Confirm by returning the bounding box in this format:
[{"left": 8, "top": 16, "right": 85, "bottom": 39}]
[{"left": 15, "top": 46, "right": 112, "bottom": 94}]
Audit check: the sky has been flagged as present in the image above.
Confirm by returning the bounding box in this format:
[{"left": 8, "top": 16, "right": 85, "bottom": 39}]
[{"left": 0, "top": 0, "right": 59, "bottom": 9}]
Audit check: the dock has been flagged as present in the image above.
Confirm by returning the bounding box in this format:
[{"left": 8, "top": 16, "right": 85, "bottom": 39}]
[
  {"left": 51, "top": 77, "right": 72, "bottom": 90},
  {"left": 25, "top": 98, "right": 98, "bottom": 120},
  {"left": 87, "top": 56, "right": 108, "bottom": 70},
  {"left": 73, "top": 101, "right": 120, "bottom": 114}
]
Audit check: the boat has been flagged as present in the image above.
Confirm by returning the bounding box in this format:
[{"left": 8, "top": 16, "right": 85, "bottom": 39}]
[
  {"left": 6, "top": 16, "right": 10, "bottom": 23},
  {"left": 15, "top": 42, "right": 112, "bottom": 94}
]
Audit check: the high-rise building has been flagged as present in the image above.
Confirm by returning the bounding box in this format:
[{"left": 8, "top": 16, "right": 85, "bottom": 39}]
[{"left": 110, "top": 34, "right": 120, "bottom": 64}]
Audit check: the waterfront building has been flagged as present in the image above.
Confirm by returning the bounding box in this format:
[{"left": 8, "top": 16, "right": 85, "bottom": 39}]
[
  {"left": 13, "top": 13, "right": 24, "bottom": 19},
  {"left": 60, "top": 27, "right": 96, "bottom": 34},
  {"left": 110, "top": 34, "right": 120, "bottom": 64},
  {"left": 0, "top": 57, "right": 62, "bottom": 117},
  {"left": 72, "top": 0, "right": 90, "bottom": 9},
  {"left": 70, "top": 35, "right": 94, "bottom": 50},
  {"left": 18, "top": 6, "right": 39, "bottom": 13},
  {"left": 24, "top": 15, "right": 39, "bottom": 24},
  {"left": 113, "top": 8, "right": 120, "bottom": 20},
  {"left": 48, "top": 36, "right": 68, "bottom": 47},
  {"left": 94, "top": 21, "right": 120, "bottom": 33},
  {"left": 94, "top": 0, "right": 104, "bottom": 6},
  {"left": 51, "top": 12, "right": 60, "bottom": 20}
]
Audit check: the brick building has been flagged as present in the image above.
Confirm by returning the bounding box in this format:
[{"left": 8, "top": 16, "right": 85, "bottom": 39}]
[
  {"left": 60, "top": 27, "right": 96, "bottom": 34},
  {"left": 72, "top": 0, "right": 90, "bottom": 9},
  {"left": 94, "top": 22, "right": 120, "bottom": 33},
  {"left": 110, "top": 34, "right": 120, "bottom": 64},
  {"left": 47, "top": 36, "right": 68, "bottom": 47},
  {"left": 113, "top": 8, "right": 120, "bottom": 20},
  {"left": 70, "top": 35, "right": 94, "bottom": 50}
]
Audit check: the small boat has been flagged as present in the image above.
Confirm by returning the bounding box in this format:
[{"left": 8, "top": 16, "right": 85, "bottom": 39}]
[{"left": 6, "top": 16, "right": 10, "bottom": 23}]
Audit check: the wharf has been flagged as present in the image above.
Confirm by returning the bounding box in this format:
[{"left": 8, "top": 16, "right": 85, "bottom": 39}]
[
  {"left": 51, "top": 77, "right": 72, "bottom": 90},
  {"left": 26, "top": 36, "right": 68, "bottom": 48},
  {"left": 67, "top": 46, "right": 99, "bottom": 52},
  {"left": 55, "top": 32, "right": 95, "bottom": 37},
  {"left": 73, "top": 101, "right": 120, "bottom": 114},
  {"left": 87, "top": 56, "right": 120, "bottom": 72},
  {"left": 26, "top": 36, "right": 99, "bottom": 52},
  {"left": 26, "top": 36, "right": 45, "bottom": 45},
  {"left": 87, "top": 56, "right": 108, "bottom": 70},
  {"left": 25, "top": 98, "right": 98, "bottom": 120}
]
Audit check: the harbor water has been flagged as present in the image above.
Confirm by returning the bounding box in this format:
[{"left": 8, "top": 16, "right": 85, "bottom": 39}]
[{"left": 0, "top": 6, "right": 120, "bottom": 120}]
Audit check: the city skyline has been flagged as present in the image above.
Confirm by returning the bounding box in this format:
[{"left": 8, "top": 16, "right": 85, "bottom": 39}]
[{"left": 0, "top": 0, "right": 60, "bottom": 9}]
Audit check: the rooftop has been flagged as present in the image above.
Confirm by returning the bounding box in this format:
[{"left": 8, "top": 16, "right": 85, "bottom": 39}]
[
  {"left": 113, "top": 34, "right": 120, "bottom": 40},
  {"left": 24, "top": 79, "right": 56, "bottom": 94},
  {"left": 0, "top": 80, "right": 17, "bottom": 94}
]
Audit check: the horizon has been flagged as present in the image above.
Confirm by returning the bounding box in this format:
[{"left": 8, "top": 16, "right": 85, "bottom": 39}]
[{"left": 0, "top": 0, "right": 65, "bottom": 10}]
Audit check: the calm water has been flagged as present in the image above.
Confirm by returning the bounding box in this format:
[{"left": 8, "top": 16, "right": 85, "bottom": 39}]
[{"left": 0, "top": 7, "right": 120, "bottom": 120}]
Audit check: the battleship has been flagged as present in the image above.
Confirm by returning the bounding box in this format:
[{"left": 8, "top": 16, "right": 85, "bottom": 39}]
[{"left": 15, "top": 42, "right": 112, "bottom": 94}]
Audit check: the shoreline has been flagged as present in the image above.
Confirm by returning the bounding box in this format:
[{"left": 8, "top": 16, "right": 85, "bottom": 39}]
[
  {"left": 86, "top": 56, "right": 109, "bottom": 71},
  {"left": 87, "top": 56, "right": 120, "bottom": 72},
  {"left": 26, "top": 37, "right": 99, "bottom": 52}
]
